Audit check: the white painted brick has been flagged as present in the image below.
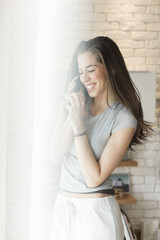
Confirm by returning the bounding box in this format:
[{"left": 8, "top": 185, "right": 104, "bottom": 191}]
[
  {"left": 131, "top": 150, "right": 146, "bottom": 159},
  {"left": 118, "top": 40, "right": 144, "bottom": 49},
  {"left": 120, "top": 49, "right": 134, "bottom": 57},
  {"left": 131, "top": 31, "right": 157, "bottom": 40},
  {"left": 125, "top": 209, "right": 144, "bottom": 218},
  {"left": 127, "top": 66, "right": 135, "bottom": 71},
  {"left": 130, "top": 176, "right": 144, "bottom": 184},
  {"left": 135, "top": 159, "right": 146, "bottom": 167},
  {"left": 146, "top": 158, "right": 159, "bottom": 167},
  {"left": 135, "top": 49, "right": 159, "bottom": 57},
  {"left": 131, "top": 184, "right": 155, "bottom": 193},
  {"left": 134, "top": 0, "right": 158, "bottom": 5},
  {"left": 120, "top": 21, "right": 146, "bottom": 31},
  {"left": 104, "top": 31, "right": 130, "bottom": 40},
  {"left": 150, "top": 65, "right": 159, "bottom": 73},
  {"left": 144, "top": 151, "right": 157, "bottom": 159},
  {"left": 147, "top": 6, "right": 159, "bottom": 14},
  {"left": 107, "top": 13, "right": 133, "bottom": 22},
  {"left": 134, "top": 6, "right": 146, "bottom": 13},
  {"left": 143, "top": 193, "right": 160, "bottom": 201},
  {"left": 145, "top": 65, "right": 160, "bottom": 71},
  {"left": 155, "top": 184, "right": 160, "bottom": 192},
  {"left": 95, "top": 4, "right": 121, "bottom": 13},
  {"left": 145, "top": 176, "right": 160, "bottom": 184},
  {"left": 130, "top": 218, "right": 142, "bottom": 227},
  {"left": 125, "top": 57, "right": 146, "bottom": 66},
  {"left": 122, "top": 5, "right": 135, "bottom": 13},
  {"left": 144, "top": 210, "right": 160, "bottom": 218},
  {"left": 93, "top": 22, "right": 119, "bottom": 31},
  {"left": 147, "top": 57, "right": 160, "bottom": 65},
  {"left": 131, "top": 201, "right": 158, "bottom": 209},
  {"left": 130, "top": 167, "right": 155, "bottom": 175},
  {"left": 80, "top": 13, "right": 105, "bottom": 22},
  {"left": 147, "top": 23, "right": 160, "bottom": 31},
  {"left": 133, "top": 13, "right": 159, "bottom": 23}
]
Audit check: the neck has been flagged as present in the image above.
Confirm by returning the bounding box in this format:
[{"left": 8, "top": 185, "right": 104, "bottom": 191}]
[{"left": 92, "top": 95, "right": 115, "bottom": 110}]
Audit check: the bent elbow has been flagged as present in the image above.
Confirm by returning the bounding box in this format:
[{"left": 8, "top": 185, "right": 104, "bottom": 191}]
[{"left": 86, "top": 180, "right": 101, "bottom": 189}]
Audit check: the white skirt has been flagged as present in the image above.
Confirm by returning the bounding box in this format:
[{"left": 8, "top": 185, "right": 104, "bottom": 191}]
[{"left": 49, "top": 192, "right": 124, "bottom": 240}]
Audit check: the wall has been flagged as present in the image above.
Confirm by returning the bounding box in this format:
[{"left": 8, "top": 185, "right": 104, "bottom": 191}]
[{"left": 4, "top": 0, "right": 160, "bottom": 239}]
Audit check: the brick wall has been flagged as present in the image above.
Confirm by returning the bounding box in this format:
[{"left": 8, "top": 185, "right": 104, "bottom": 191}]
[{"left": 5, "top": 0, "right": 160, "bottom": 239}]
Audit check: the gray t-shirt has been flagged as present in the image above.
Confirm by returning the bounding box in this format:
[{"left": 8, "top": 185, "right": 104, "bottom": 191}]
[{"left": 59, "top": 98, "right": 137, "bottom": 193}]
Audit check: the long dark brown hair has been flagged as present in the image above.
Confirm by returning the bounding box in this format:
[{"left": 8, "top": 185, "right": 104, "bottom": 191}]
[{"left": 67, "top": 36, "right": 153, "bottom": 149}]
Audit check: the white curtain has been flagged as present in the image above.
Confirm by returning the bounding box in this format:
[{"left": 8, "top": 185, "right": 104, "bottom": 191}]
[{"left": 29, "top": 1, "right": 66, "bottom": 239}]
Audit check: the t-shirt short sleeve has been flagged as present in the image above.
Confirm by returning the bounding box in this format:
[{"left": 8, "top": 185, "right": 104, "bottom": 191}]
[{"left": 112, "top": 107, "right": 137, "bottom": 133}]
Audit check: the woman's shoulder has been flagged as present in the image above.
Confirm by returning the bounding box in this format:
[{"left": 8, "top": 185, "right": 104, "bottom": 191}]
[{"left": 112, "top": 101, "right": 138, "bottom": 133}]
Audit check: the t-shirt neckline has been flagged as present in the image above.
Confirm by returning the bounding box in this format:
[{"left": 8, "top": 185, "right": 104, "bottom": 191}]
[{"left": 88, "top": 98, "right": 117, "bottom": 117}]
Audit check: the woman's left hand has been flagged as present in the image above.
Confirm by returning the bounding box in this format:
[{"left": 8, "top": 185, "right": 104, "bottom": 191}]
[{"left": 67, "top": 91, "right": 87, "bottom": 134}]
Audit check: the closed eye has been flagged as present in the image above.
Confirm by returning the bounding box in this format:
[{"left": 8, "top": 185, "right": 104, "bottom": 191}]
[{"left": 78, "top": 69, "right": 95, "bottom": 75}]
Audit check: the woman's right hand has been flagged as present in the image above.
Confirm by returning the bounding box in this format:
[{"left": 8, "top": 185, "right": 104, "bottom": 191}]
[{"left": 61, "top": 75, "right": 80, "bottom": 112}]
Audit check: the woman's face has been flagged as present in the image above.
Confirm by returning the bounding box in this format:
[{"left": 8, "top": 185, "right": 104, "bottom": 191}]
[{"left": 78, "top": 52, "right": 108, "bottom": 99}]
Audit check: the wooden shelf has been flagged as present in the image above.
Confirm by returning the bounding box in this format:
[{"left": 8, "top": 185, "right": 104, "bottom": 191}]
[
  {"left": 118, "top": 159, "right": 137, "bottom": 167},
  {"left": 117, "top": 194, "right": 137, "bottom": 205}
]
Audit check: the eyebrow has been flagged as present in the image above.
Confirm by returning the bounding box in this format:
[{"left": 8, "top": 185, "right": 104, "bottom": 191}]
[{"left": 78, "top": 64, "right": 98, "bottom": 70}]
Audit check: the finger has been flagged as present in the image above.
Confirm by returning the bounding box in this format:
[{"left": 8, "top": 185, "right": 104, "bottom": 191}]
[
  {"left": 68, "top": 82, "right": 76, "bottom": 94},
  {"left": 68, "top": 75, "right": 80, "bottom": 93},
  {"left": 77, "top": 91, "right": 85, "bottom": 105},
  {"left": 69, "top": 92, "right": 80, "bottom": 106},
  {"left": 68, "top": 94, "right": 77, "bottom": 107}
]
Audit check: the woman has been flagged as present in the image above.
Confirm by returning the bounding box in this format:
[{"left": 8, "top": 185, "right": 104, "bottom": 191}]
[{"left": 49, "top": 36, "right": 152, "bottom": 240}]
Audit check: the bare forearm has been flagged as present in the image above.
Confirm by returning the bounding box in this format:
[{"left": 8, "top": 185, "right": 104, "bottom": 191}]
[{"left": 49, "top": 116, "right": 73, "bottom": 164}]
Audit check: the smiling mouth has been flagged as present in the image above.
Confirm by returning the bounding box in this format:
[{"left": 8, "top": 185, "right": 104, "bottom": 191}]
[{"left": 86, "top": 84, "right": 96, "bottom": 92}]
